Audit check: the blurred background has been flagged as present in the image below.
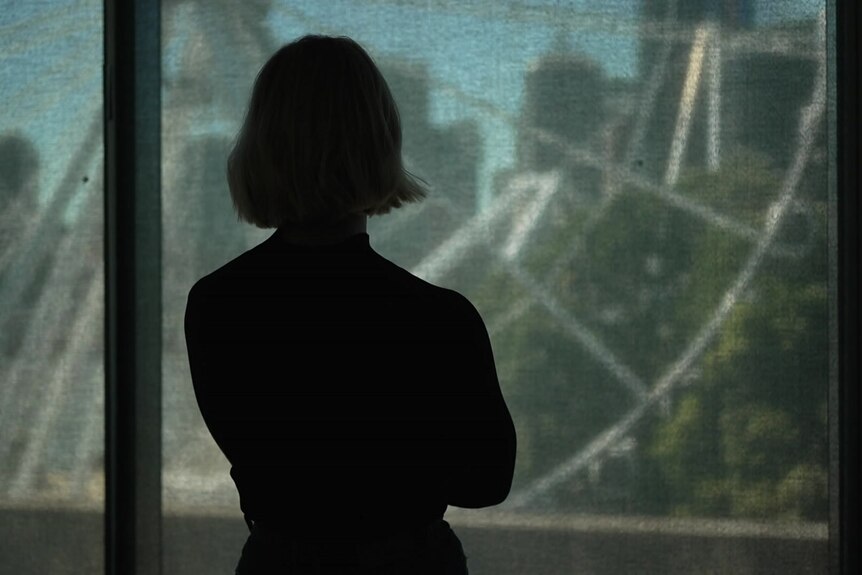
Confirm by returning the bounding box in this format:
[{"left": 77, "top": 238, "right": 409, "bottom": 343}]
[{"left": 0, "top": 0, "right": 832, "bottom": 573}]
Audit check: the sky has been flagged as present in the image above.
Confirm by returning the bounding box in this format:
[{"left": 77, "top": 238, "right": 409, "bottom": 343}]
[{"left": 0, "top": 0, "right": 826, "bottom": 219}]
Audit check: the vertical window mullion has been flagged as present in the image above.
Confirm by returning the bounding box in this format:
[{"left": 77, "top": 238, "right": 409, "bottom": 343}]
[
  {"left": 104, "top": 1, "right": 162, "bottom": 574},
  {"left": 835, "top": 0, "right": 861, "bottom": 573}
]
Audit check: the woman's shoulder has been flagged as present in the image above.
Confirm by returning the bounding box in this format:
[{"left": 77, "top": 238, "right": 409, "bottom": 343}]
[
  {"left": 186, "top": 244, "right": 485, "bottom": 328},
  {"left": 370, "top": 252, "right": 481, "bottom": 316},
  {"left": 186, "top": 241, "right": 274, "bottom": 298}
]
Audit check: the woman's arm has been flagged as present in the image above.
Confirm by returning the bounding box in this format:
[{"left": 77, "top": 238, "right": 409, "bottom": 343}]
[
  {"left": 184, "top": 281, "right": 232, "bottom": 454},
  {"left": 443, "top": 293, "right": 517, "bottom": 509}
]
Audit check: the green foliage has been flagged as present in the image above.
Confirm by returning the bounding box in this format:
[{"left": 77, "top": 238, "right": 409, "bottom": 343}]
[
  {"left": 463, "top": 144, "right": 828, "bottom": 520},
  {"left": 644, "top": 150, "right": 829, "bottom": 521}
]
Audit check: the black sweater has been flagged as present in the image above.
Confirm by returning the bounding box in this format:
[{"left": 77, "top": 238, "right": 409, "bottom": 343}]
[{"left": 183, "top": 228, "right": 516, "bottom": 541}]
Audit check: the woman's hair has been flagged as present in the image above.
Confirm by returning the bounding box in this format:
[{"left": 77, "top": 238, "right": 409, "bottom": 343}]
[{"left": 227, "top": 34, "right": 429, "bottom": 228}]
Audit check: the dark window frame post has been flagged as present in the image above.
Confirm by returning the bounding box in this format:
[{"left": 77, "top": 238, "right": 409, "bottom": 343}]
[
  {"left": 835, "top": 1, "right": 860, "bottom": 573},
  {"left": 104, "top": 0, "right": 162, "bottom": 574}
]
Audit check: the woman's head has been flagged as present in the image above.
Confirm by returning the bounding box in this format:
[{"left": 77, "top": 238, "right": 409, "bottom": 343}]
[{"left": 227, "top": 34, "right": 428, "bottom": 228}]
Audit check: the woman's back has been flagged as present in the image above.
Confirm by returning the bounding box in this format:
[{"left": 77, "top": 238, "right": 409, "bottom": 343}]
[{"left": 184, "top": 228, "right": 516, "bottom": 544}]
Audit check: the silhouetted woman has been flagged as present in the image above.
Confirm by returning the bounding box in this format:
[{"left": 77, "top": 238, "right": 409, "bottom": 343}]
[{"left": 184, "top": 34, "right": 517, "bottom": 574}]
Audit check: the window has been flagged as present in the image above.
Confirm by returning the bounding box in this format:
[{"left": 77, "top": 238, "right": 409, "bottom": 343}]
[
  {"left": 1, "top": 1, "right": 857, "bottom": 574},
  {"left": 0, "top": 1, "right": 105, "bottom": 572},
  {"left": 161, "top": 1, "right": 839, "bottom": 573}
]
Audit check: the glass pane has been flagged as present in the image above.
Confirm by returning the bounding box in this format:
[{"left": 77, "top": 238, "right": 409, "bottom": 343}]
[
  {"left": 162, "top": 1, "right": 832, "bottom": 573},
  {"left": 0, "top": 1, "right": 104, "bottom": 573}
]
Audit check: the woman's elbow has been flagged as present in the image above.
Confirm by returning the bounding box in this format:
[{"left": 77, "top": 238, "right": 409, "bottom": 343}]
[
  {"left": 449, "top": 469, "right": 513, "bottom": 509},
  {"left": 449, "top": 431, "right": 517, "bottom": 509},
  {"left": 486, "top": 463, "right": 516, "bottom": 507},
  {"left": 485, "top": 417, "right": 517, "bottom": 506}
]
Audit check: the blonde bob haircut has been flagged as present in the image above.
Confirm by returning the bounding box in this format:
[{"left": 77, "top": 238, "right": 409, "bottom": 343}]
[{"left": 227, "top": 34, "right": 429, "bottom": 228}]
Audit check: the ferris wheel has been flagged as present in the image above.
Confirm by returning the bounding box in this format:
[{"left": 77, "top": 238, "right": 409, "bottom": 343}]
[{"left": 0, "top": 1, "right": 827, "bottom": 511}]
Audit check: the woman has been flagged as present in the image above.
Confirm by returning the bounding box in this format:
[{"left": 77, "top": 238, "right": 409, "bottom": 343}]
[{"left": 184, "top": 34, "right": 517, "bottom": 574}]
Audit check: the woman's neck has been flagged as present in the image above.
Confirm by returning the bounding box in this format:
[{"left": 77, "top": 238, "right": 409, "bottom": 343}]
[{"left": 276, "top": 213, "right": 367, "bottom": 246}]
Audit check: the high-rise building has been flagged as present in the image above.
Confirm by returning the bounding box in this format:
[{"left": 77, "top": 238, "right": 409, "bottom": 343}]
[
  {"left": 722, "top": 44, "right": 818, "bottom": 172},
  {"left": 374, "top": 59, "right": 481, "bottom": 269},
  {"left": 636, "top": 0, "right": 757, "bottom": 182},
  {"left": 380, "top": 60, "right": 481, "bottom": 218},
  {"left": 515, "top": 49, "right": 607, "bottom": 206}
]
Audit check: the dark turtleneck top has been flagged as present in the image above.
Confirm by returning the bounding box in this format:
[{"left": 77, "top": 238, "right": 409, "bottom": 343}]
[{"left": 183, "top": 228, "right": 517, "bottom": 541}]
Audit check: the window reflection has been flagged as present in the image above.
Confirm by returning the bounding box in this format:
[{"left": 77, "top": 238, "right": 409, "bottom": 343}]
[
  {"left": 157, "top": 1, "right": 830, "bottom": 573},
  {"left": 0, "top": 3, "right": 104, "bottom": 572}
]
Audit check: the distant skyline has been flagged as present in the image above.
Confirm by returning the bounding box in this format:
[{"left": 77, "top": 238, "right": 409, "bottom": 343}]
[
  {"left": 266, "top": 1, "right": 822, "bottom": 211},
  {"left": 0, "top": 0, "right": 826, "bottom": 217}
]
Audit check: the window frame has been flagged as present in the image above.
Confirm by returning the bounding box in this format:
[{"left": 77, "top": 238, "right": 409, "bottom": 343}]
[
  {"left": 103, "top": 1, "right": 162, "bottom": 574},
  {"left": 833, "top": 0, "right": 860, "bottom": 573},
  {"left": 101, "top": 1, "right": 859, "bottom": 574}
]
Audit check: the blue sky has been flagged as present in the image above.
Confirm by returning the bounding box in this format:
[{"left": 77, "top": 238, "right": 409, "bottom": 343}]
[
  {"left": 264, "top": 0, "right": 824, "bottom": 211},
  {"left": 0, "top": 0, "right": 825, "bottom": 217}
]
